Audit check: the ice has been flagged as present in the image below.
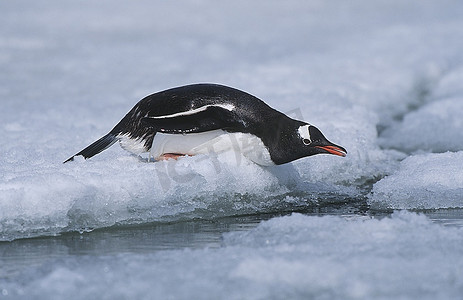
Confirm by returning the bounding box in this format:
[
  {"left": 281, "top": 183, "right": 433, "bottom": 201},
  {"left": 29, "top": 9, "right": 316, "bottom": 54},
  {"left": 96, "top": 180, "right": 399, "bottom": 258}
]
[
  {"left": 379, "top": 97, "right": 463, "bottom": 153},
  {"left": 1, "top": 0, "right": 463, "bottom": 236},
  {"left": 0, "top": 153, "right": 285, "bottom": 240},
  {"left": 2, "top": 212, "right": 463, "bottom": 299},
  {"left": 5, "top": 144, "right": 358, "bottom": 240},
  {"left": 369, "top": 152, "right": 463, "bottom": 209}
]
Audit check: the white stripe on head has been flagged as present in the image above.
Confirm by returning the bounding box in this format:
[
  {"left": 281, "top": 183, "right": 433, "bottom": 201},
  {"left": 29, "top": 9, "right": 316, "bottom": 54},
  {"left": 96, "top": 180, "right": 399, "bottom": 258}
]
[
  {"left": 147, "top": 103, "right": 235, "bottom": 119},
  {"left": 297, "top": 124, "right": 312, "bottom": 143}
]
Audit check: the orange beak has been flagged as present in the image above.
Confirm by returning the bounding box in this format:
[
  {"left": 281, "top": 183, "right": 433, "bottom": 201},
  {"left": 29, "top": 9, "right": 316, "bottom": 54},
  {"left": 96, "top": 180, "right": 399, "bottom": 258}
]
[{"left": 315, "top": 145, "right": 347, "bottom": 157}]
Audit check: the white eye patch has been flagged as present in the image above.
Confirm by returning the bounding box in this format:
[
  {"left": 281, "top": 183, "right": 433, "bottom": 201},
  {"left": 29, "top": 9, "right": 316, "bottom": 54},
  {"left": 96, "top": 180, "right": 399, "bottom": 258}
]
[{"left": 297, "top": 124, "right": 312, "bottom": 144}]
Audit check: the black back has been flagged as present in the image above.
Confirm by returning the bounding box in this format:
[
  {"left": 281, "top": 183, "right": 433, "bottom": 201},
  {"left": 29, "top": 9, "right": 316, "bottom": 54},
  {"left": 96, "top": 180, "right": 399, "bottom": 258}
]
[
  {"left": 65, "top": 84, "right": 307, "bottom": 164},
  {"left": 112, "top": 84, "right": 299, "bottom": 159}
]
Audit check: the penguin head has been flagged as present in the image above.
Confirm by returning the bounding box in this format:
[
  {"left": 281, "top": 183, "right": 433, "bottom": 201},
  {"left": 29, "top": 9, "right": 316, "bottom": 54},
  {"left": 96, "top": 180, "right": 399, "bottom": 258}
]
[{"left": 296, "top": 124, "right": 347, "bottom": 158}]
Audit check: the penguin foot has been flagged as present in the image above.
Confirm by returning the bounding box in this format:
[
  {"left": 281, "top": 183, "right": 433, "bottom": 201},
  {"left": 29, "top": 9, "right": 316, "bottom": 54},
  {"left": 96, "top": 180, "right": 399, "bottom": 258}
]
[{"left": 157, "top": 153, "right": 190, "bottom": 161}]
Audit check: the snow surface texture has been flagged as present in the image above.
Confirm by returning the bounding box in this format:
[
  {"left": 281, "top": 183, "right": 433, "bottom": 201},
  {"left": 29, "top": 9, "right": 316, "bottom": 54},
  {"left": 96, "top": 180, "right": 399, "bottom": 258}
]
[
  {"left": 2, "top": 212, "right": 463, "bottom": 299},
  {"left": 369, "top": 152, "right": 463, "bottom": 209},
  {"left": 1, "top": 0, "right": 463, "bottom": 239}
]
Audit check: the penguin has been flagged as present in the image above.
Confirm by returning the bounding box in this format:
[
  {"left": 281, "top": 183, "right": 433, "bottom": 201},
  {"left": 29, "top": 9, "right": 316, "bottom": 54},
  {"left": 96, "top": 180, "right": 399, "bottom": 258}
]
[{"left": 64, "top": 83, "right": 346, "bottom": 165}]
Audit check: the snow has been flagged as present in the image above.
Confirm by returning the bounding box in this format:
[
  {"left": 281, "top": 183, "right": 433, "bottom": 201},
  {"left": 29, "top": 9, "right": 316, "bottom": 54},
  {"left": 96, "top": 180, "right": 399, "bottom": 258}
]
[
  {"left": 379, "top": 97, "right": 463, "bottom": 153},
  {"left": 2, "top": 212, "right": 463, "bottom": 299},
  {"left": 1, "top": 0, "right": 463, "bottom": 298},
  {"left": 0, "top": 0, "right": 462, "bottom": 233},
  {"left": 369, "top": 152, "right": 463, "bottom": 209}
]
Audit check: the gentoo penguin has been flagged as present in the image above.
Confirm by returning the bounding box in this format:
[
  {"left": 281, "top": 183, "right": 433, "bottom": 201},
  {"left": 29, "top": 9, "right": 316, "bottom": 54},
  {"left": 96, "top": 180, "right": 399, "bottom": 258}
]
[{"left": 64, "top": 84, "right": 346, "bottom": 165}]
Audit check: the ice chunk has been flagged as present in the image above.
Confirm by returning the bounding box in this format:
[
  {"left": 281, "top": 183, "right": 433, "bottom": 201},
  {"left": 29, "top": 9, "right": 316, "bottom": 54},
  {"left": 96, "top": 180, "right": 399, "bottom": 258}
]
[
  {"left": 224, "top": 211, "right": 463, "bottom": 299},
  {"left": 433, "top": 65, "right": 463, "bottom": 101},
  {"left": 368, "top": 152, "right": 463, "bottom": 209},
  {"left": 3, "top": 149, "right": 350, "bottom": 241},
  {"left": 379, "top": 98, "right": 463, "bottom": 153}
]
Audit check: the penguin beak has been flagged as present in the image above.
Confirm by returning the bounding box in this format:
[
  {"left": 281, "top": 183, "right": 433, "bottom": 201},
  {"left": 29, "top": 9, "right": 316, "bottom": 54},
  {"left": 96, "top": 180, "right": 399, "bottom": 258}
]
[
  {"left": 307, "top": 125, "right": 347, "bottom": 157},
  {"left": 315, "top": 144, "right": 347, "bottom": 157}
]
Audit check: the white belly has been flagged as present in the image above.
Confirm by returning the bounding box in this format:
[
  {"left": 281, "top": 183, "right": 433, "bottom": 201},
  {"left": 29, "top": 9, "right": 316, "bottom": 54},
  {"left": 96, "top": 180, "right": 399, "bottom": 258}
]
[{"left": 150, "top": 130, "right": 274, "bottom": 166}]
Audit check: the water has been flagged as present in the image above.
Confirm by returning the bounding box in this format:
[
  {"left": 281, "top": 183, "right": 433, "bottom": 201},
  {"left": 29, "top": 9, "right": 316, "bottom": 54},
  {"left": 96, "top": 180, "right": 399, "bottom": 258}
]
[{"left": 2, "top": 207, "right": 463, "bottom": 299}]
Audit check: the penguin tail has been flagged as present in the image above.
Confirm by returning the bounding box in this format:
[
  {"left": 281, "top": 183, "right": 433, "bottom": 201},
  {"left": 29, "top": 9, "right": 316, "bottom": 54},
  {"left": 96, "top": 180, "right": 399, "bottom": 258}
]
[{"left": 63, "top": 133, "right": 118, "bottom": 163}]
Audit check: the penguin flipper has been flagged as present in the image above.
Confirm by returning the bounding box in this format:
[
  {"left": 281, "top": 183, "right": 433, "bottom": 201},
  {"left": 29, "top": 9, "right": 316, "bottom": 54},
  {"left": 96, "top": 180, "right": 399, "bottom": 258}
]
[
  {"left": 63, "top": 133, "right": 118, "bottom": 163},
  {"left": 141, "top": 104, "right": 243, "bottom": 134}
]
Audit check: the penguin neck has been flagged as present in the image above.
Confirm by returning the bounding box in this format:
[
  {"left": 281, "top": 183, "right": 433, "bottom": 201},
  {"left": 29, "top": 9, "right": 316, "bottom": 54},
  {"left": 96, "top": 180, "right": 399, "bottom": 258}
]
[{"left": 261, "top": 116, "right": 305, "bottom": 165}]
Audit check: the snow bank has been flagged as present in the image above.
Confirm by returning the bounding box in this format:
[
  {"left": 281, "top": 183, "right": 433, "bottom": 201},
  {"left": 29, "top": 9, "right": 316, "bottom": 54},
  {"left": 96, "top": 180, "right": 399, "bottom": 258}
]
[
  {"left": 2, "top": 212, "right": 463, "bottom": 299},
  {"left": 0, "top": 147, "right": 361, "bottom": 241},
  {"left": 2, "top": 0, "right": 463, "bottom": 239},
  {"left": 369, "top": 152, "right": 463, "bottom": 209},
  {"left": 379, "top": 97, "right": 463, "bottom": 153}
]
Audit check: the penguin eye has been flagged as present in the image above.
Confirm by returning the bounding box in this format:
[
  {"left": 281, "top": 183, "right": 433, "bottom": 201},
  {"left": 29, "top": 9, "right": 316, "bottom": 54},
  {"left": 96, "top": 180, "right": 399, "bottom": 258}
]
[{"left": 303, "top": 138, "right": 311, "bottom": 145}]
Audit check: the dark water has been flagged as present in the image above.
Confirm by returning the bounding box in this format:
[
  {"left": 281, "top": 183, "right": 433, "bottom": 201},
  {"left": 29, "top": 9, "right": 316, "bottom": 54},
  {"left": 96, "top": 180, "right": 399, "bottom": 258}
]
[{"left": 1, "top": 202, "right": 462, "bottom": 281}]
